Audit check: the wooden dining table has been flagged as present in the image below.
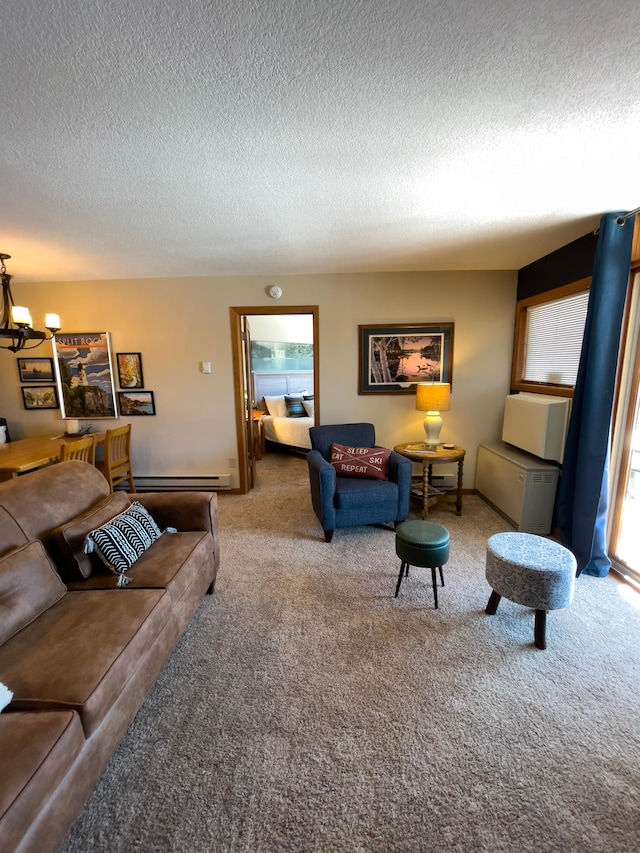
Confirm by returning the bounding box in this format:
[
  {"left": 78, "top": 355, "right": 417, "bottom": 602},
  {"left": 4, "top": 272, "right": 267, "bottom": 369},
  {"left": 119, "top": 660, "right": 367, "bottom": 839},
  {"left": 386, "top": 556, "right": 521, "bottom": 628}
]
[{"left": 0, "top": 431, "right": 105, "bottom": 481}]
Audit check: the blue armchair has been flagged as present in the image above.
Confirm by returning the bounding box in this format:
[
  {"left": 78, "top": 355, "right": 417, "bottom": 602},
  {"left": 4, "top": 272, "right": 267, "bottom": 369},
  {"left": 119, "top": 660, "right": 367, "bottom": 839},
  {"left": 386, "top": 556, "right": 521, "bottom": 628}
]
[{"left": 307, "top": 423, "right": 412, "bottom": 542}]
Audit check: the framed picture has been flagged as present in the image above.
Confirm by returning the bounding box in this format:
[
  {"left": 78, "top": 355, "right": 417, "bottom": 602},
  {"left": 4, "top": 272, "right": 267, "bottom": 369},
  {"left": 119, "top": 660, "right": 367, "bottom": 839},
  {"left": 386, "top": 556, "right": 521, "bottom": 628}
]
[
  {"left": 21, "top": 385, "right": 59, "bottom": 410},
  {"left": 116, "top": 352, "right": 144, "bottom": 388},
  {"left": 118, "top": 390, "right": 156, "bottom": 416},
  {"left": 358, "top": 323, "right": 454, "bottom": 394},
  {"left": 17, "top": 357, "right": 55, "bottom": 382},
  {"left": 52, "top": 332, "right": 118, "bottom": 419}
]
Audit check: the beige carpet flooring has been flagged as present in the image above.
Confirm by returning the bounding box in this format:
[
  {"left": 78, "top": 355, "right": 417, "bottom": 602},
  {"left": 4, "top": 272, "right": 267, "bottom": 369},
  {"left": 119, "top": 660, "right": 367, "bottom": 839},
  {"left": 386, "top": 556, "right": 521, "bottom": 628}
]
[{"left": 58, "top": 453, "right": 640, "bottom": 853}]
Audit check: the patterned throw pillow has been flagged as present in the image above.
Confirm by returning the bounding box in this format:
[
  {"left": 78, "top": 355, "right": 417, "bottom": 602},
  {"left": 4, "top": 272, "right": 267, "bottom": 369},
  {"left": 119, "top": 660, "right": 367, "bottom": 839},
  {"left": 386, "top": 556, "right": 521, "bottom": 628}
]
[
  {"left": 284, "top": 394, "right": 306, "bottom": 417},
  {"left": 83, "top": 501, "right": 162, "bottom": 585},
  {"left": 330, "top": 443, "right": 391, "bottom": 480}
]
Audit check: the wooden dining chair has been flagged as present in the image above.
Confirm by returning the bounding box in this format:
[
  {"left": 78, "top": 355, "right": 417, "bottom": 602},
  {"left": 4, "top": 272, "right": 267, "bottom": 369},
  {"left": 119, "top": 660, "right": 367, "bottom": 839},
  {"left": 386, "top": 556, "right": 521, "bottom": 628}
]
[
  {"left": 99, "top": 423, "right": 136, "bottom": 492},
  {"left": 60, "top": 434, "right": 96, "bottom": 465}
]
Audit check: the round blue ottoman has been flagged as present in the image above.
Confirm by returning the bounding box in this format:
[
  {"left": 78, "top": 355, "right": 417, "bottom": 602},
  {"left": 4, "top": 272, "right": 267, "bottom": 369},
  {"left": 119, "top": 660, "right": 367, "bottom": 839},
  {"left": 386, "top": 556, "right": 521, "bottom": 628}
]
[
  {"left": 485, "top": 532, "right": 576, "bottom": 649},
  {"left": 395, "top": 520, "right": 450, "bottom": 608}
]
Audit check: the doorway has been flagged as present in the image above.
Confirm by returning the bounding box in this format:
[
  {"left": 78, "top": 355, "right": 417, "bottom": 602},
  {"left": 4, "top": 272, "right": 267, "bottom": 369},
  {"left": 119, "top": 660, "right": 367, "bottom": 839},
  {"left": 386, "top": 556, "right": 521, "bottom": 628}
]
[{"left": 230, "top": 305, "right": 319, "bottom": 494}]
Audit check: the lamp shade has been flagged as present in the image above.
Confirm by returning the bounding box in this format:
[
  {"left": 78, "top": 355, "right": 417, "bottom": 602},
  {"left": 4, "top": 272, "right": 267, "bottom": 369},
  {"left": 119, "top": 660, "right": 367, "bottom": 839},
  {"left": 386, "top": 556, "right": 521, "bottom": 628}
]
[{"left": 416, "top": 382, "right": 451, "bottom": 412}]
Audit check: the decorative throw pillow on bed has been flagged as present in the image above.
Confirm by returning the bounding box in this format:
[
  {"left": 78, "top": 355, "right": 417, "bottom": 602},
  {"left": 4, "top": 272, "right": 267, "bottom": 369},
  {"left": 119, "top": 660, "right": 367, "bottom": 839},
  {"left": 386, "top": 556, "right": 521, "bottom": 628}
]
[
  {"left": 302, "top": 398, "right": 314, "bottom": 418},
  {"left": 284, "top": 394, "right": 306, "bottom": 417},
  {"left": 83, "top": 501, "right": 163, "bottom": 585},
  {"left": 330, "top": 443, "right": 391, "bottom": 480}
]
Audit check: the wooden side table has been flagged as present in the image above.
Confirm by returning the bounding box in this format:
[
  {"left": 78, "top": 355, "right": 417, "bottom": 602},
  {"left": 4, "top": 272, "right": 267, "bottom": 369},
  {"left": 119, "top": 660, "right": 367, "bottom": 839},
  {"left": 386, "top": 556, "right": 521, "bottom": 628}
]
[
  {"left": 394, "top": 444, "right": 466, "bottom": 519},
  {"left": 251, "top": 411, "right": 266, "bottom": 459}
]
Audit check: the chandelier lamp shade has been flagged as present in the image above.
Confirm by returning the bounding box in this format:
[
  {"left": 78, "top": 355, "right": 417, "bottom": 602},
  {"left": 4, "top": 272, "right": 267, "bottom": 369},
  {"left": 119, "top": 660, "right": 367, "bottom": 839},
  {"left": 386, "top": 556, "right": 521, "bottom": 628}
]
[
  {"left": 416, "top": 382, "right": 451, "bottom": 447},
  {"left": 0, "top": 253, "right": 60, "bottom": 353}
]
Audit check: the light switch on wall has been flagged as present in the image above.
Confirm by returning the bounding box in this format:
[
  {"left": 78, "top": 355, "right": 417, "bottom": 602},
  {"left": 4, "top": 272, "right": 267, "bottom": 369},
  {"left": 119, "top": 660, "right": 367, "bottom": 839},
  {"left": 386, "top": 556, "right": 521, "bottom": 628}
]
[{"left": 201, "top": 362, "right": 211, "bottom": 374}]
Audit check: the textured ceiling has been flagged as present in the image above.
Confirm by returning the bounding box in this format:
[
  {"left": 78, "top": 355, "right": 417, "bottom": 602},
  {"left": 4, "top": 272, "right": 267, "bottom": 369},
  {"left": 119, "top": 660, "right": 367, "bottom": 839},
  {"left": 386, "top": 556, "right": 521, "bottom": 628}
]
[{"left": 2, "top": 0, "right": 640, "bottom": 282}]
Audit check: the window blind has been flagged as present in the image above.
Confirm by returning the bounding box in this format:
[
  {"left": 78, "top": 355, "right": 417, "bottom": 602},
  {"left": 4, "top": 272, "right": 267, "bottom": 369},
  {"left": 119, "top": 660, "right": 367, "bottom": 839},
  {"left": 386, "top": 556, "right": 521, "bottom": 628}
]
[{"left": 524, "top": 291, "right": 589, "bottom": 386}]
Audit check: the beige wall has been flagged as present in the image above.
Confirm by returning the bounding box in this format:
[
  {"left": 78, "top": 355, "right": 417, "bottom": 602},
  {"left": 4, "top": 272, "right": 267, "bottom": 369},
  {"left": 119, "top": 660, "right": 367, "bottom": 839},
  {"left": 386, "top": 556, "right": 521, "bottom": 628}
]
[{"left": 0, "top": 270, "right": 517, "bottom": 488}]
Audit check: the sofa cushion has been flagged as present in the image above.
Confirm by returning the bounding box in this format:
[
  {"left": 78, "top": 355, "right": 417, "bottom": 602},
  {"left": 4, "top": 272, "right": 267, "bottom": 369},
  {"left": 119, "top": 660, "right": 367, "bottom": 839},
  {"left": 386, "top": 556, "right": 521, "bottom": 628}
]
[
  {"left": 0, "top": 710, "right": 84, "bottom": 849},
  {"left": 0, "top": 461, "right": 110, "bottom": 561},
  {"left": 0, "top": 541, "right": 67, "bottom": 645},
  {"left": 330, "top": 443, "right": 391, "bottom": 480},
  {"left": 66, "top": 531, "right": 213, "bottom": 604},
  {"left": 84, "top": 501, "right": 162, "bottom": 577},
  {"left": 52, "top": 492, "right": 131, "bottom": 580},
  {"left": 0, "top": 506, "right": 29, "bottom": 558},
  {"left": 0, "top": 588, "right": 172, "bottom": 737}
]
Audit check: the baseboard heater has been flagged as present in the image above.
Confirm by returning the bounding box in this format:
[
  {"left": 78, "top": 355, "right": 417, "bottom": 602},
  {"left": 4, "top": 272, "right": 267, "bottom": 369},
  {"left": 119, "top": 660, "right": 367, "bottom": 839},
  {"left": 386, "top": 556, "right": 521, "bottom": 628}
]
[{"left": 133, "top": 475, "right": 232, "bottom": 492}]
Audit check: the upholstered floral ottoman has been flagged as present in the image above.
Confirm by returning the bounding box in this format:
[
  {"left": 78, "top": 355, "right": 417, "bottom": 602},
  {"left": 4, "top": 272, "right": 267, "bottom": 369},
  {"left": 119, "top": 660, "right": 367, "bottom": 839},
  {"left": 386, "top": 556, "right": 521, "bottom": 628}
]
[{"left": 485, "top": 532, "right": 576, "bottom": 650}]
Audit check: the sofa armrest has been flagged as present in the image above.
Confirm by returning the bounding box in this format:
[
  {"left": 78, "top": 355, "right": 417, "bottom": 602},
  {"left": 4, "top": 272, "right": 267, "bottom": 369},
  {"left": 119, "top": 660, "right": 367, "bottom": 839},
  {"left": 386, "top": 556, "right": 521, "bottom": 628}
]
[
  {"left": 132, "top": 491, "right": 216, "bottom": 532},
  {"left": 132, "top": 492, "right": 220, "bottom": 569}
]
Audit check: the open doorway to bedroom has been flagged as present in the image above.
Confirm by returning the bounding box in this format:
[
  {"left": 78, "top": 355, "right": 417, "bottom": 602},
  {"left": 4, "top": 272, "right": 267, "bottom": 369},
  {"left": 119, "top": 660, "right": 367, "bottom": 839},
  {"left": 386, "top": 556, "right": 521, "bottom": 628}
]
[{"left": 230, "top": 305, "right": 319, "bottom": 494}]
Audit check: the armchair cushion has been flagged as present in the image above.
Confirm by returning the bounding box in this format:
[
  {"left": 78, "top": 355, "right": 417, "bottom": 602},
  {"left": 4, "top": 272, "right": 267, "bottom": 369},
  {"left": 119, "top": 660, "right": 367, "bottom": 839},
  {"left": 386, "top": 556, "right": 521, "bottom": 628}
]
[
  {"left": 330, "top": 443, "right": 391, "bottom": 480},
  {"left": 334, "top": 477, "right": 400, "bottom": 509}
]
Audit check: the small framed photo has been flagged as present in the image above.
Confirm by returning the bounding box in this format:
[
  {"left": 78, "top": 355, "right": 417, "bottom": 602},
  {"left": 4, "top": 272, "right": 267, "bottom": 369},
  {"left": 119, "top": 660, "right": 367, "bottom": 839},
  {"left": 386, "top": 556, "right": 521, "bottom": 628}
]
[
  {"left": 358, "top": 323, "right": 454, "bottom": 394},
  {"left": 21, "top": 385, "right": 59, "bottom": 410},
  {"left": 17, "top": 357, "right": 55, "bottom": 382},
  {"left": 116, "top": 352, "right": 144, "bottom": 388},
  {"left": 118, "top": 390, "right": 156, "bottom": 415}
]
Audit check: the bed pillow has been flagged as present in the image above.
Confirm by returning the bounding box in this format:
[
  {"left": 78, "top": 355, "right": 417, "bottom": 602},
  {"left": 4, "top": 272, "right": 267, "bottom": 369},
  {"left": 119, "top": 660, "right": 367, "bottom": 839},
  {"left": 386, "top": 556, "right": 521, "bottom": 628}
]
[
  {"left": 263, "top": 395, "right": 287, "bottom": 418},
  {"left": 83, "top": 501, "right": 163, "bottom": 584},
  {"left": 330, "top": 443, "right": 391, "bottom": 480},
  {"left": 284, "top": 394, "right": 306, "bottom": 417},
  {"left": 302, "top": 399, "right": 315, "bottom": 418}
]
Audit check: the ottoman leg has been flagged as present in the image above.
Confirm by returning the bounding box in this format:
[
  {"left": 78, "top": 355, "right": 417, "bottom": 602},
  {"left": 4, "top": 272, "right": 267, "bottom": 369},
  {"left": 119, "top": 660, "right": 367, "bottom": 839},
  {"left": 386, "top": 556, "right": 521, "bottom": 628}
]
[
  {"left": 486, "top": 590, "right": 501, "bottom": 615},
  {"left": 534, "top": 609, "right": 547, "bottom": 650},
  {"left": 431, "top": 566, "right": 439, "bottom": 609},
  {"left": 438, "top": 566, "right": 444, "bottom": 587},
  {"left": 395, "top": 561, "right": 407, "bottom": 597}
]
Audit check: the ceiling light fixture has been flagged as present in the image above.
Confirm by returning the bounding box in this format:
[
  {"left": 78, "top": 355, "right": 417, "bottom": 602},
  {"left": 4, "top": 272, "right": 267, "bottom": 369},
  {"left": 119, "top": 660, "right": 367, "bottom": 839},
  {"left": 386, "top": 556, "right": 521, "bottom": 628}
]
[{"left": 0, "top": 253, "right": 60, "bottom": 352}]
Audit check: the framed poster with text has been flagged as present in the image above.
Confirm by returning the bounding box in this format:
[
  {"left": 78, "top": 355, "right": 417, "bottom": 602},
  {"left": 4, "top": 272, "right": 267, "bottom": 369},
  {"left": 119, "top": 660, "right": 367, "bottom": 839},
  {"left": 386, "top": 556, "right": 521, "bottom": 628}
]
[{"left": 52, "top": 332, "right": 118, "bottom": 419}]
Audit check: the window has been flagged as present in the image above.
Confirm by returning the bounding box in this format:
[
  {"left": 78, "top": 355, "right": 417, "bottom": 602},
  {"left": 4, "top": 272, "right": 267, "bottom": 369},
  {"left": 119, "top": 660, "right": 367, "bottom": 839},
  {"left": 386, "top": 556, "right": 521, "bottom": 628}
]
[{"left": 512, "top": 278, "right": 590, "bottom": 397}]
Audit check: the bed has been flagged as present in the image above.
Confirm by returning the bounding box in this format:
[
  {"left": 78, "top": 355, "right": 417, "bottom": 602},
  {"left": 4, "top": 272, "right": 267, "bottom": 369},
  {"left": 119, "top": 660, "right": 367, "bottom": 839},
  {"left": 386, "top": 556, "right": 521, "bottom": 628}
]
[{"left": 253, "top": 371, "right": 314, "bottom": 451}]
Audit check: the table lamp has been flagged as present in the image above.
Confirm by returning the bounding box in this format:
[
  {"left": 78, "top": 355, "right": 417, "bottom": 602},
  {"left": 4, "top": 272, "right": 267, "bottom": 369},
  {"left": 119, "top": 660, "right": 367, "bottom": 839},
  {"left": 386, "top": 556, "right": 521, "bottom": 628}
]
[{"left": 416, "top": 382, "right": 451, "bottom": 447}]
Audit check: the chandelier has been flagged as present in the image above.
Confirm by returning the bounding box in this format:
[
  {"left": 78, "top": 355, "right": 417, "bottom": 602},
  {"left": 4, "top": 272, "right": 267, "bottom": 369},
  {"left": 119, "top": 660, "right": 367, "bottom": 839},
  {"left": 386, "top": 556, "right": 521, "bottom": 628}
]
[{"left": 0, "top": 253, "right": 60, "bottom": 352}]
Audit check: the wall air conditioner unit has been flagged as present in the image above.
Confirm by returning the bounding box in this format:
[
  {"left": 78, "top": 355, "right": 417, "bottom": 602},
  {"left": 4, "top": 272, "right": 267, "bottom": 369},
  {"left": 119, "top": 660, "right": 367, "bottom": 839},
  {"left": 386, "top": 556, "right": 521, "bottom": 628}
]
[
  {"left": 502, "top": 393, "right": 570, "bottom": 463},
  {"left": 476, "top": 444, "right": 559, "bottom": 534}
]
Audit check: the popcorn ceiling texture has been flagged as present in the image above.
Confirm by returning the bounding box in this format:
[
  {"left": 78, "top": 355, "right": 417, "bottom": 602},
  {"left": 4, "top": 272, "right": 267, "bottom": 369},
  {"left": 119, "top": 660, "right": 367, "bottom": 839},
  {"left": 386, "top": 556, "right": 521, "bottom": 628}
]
[{"left": 2, "top": 0, "right": 640, "bottom": 281}]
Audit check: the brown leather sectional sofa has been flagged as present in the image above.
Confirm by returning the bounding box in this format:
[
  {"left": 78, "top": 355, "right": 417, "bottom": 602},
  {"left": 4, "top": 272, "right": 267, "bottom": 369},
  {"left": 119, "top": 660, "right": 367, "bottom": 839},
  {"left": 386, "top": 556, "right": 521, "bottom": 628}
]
[{"left": 0, "top": 460, "right": 220, "bottom": 853}]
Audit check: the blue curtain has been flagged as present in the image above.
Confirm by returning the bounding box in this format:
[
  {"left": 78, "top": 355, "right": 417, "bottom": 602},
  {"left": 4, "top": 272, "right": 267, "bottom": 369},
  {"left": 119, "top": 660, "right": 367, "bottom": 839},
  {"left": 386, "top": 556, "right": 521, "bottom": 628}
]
[{"left": 556, "top": 211, "right": 635, "bottom": 576}]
